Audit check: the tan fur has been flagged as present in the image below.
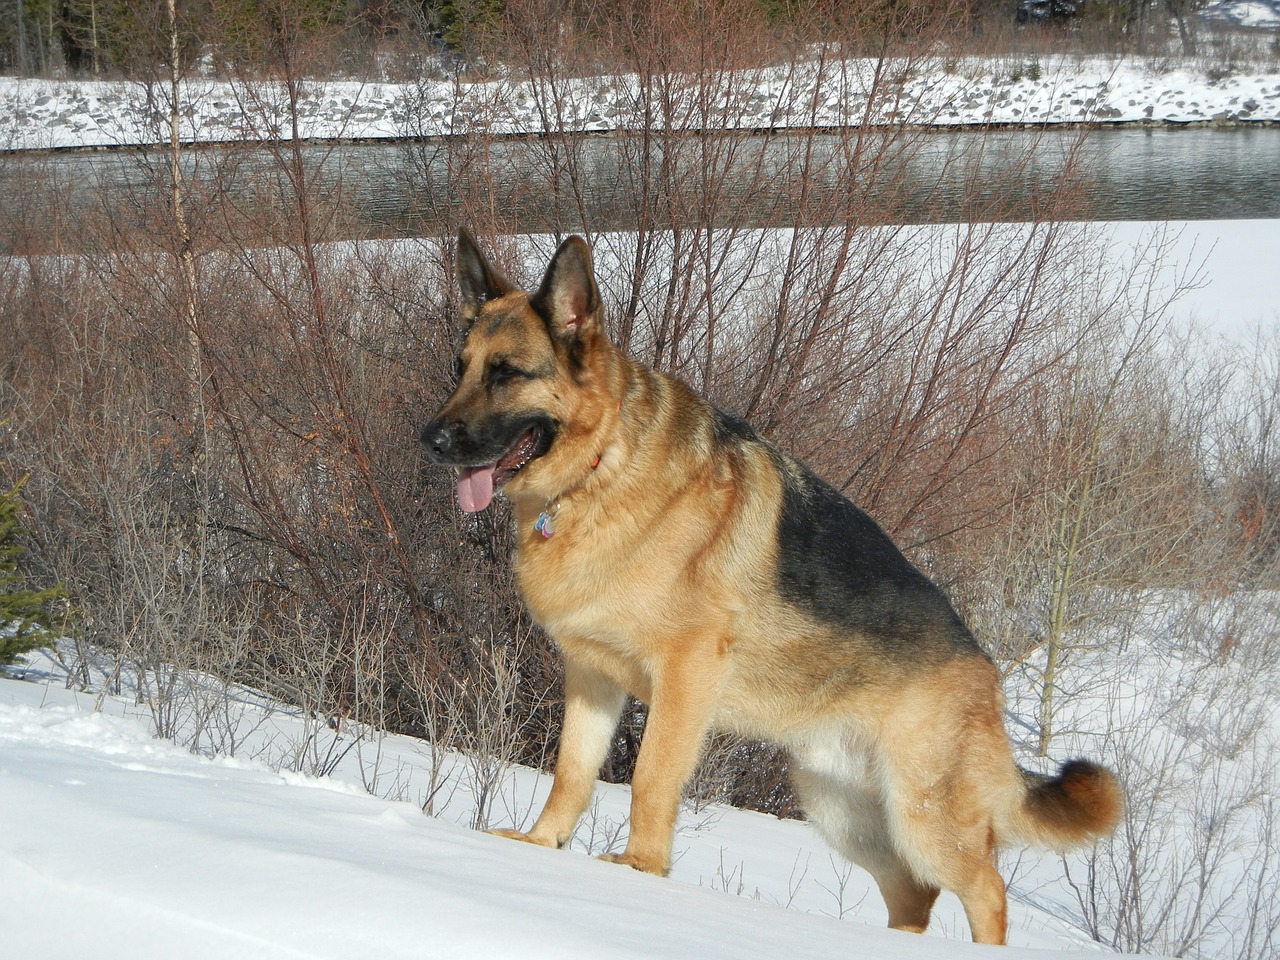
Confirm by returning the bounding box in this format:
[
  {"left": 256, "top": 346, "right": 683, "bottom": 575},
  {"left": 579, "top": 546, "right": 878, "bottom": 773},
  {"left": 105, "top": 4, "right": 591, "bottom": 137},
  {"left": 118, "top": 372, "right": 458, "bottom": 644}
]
[{"left": 425, "top": 232, "right": 1122, "bottom": 945}]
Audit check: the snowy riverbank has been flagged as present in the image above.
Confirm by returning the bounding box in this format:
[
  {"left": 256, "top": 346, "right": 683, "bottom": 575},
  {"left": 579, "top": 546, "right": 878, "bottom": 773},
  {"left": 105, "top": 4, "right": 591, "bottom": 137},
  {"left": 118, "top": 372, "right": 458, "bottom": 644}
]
[{"left": 2, "top": 53, "right": 1279, "bottom": 152}]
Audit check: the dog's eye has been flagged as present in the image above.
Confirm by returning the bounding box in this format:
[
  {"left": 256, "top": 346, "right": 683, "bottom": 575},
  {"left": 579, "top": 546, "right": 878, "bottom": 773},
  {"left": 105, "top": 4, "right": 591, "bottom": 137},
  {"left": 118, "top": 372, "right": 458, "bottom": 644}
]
[{"left": 485, "top": 360, "right": 529, "bottom": 388}]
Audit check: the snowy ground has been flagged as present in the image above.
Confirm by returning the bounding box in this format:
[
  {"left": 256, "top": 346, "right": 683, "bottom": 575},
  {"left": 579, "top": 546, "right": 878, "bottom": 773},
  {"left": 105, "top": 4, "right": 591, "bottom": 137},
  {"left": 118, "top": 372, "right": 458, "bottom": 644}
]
[
  {"left": 1, "top": 53, "right": 1279, "bottom": 151},
  {"left": 1200, "top": 0, "right": 1280, "bottom": 28},
  {"left": 1107, "top": 219, "right": 1280, "bottom": 339},
  {"left": 0, "top": 650, "right": 1139, "bottom": 960}
]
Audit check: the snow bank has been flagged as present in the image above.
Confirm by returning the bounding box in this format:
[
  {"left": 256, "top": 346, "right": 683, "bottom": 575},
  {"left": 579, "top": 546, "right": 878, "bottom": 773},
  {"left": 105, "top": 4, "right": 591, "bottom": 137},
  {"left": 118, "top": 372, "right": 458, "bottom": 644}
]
[
  {"left": 0, "top": 654, "right": 1135, "bottom": 959},
  {"left": 2, "top": 54, "right": 1279, "bottom": 152}
]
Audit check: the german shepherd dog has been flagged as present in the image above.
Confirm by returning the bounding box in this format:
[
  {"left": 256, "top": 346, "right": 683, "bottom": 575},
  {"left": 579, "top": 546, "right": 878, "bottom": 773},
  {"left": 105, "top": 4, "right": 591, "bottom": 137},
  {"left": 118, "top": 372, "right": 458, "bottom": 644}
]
[{"left": 421, "top": 230, "right": 1122, "bottom": 945}]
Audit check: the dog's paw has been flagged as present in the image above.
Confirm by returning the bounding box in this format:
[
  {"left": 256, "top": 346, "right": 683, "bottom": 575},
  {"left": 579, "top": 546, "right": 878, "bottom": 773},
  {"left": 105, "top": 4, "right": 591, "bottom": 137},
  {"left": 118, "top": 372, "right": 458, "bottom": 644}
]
[
  {"left": 487, "top": 828, "right": 539, "bottom": 844},
  {"left": 598, "top": 851, "right": 670, "bottom": 876}
]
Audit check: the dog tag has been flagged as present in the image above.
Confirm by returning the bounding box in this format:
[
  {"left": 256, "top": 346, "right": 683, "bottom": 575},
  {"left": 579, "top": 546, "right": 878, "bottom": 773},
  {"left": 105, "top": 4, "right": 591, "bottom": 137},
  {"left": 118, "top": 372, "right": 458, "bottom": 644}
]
[{"left": 535, "top": 510, "right": 555, "bottom": 538}]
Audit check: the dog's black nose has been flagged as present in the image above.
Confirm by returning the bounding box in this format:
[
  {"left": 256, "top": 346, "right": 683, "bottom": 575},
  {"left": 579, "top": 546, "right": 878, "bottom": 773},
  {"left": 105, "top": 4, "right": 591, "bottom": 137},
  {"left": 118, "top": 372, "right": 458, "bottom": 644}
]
[{"left": 420, "top": 420, "right": 457, "bottom": 462}]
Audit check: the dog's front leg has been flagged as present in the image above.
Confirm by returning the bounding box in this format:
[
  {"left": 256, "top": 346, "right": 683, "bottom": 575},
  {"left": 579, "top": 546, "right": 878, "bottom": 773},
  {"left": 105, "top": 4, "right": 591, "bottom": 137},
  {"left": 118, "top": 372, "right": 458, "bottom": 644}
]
[
  {"left": 599, "top": 643, "right": 724, "bottom": 877},
  {"left": 491, "top": 657, "right": 625, "bottom": 849}
]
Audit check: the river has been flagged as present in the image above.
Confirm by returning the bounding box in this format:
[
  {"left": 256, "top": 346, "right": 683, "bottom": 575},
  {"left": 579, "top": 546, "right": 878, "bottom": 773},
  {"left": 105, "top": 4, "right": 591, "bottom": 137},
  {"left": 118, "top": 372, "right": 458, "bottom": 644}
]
[{"left": 3, "top": 125, "right": 1279, "bottom": 249}]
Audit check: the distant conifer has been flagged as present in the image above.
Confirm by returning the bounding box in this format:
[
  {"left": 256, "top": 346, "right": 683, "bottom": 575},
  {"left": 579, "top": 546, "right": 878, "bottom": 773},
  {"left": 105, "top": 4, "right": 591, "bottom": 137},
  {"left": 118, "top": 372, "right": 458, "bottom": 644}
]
[{"left": 0, "top": 478, "right": 64, "bottom": 666}]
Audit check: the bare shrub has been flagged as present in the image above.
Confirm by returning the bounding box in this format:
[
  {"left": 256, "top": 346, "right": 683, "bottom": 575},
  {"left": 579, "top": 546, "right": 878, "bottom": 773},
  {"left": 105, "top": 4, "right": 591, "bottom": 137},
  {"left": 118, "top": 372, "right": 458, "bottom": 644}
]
[
  {"left": 0, "top": 0, "right": 1183, "bottom": 810},
  {"left": 1212, "top": 329, "right": 1280, "bottom": 587},
  {"left": 1051, "top": 593, "right": 1280, "bottom": 960}
]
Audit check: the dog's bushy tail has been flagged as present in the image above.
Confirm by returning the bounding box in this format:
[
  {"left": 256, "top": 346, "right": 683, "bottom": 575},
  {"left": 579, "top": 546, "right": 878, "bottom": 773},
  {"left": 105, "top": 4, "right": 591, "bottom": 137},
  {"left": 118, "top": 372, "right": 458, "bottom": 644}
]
[{"left": 1001, "top": 760, "right": 1123, "bottom": 851}]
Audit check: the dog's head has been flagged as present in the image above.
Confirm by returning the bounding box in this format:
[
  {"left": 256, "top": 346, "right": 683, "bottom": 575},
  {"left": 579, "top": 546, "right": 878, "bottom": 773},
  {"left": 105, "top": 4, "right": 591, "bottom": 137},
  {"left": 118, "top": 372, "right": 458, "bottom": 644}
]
[{"left": 421, "top": 229, "right": 607, "bottom": 513}]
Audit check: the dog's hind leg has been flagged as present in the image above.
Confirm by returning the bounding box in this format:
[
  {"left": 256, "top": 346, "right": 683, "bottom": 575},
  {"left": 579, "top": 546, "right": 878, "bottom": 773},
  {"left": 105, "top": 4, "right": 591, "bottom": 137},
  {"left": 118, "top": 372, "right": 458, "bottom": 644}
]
[
  {"left": 877, "top": 773, "right": 1009, "bottom": 943},
  {"left": 874, "top": 866, "right": 942, "bottom": 934},
  {"left": 949, "top": 855, "right": 1008, "bottom": 945},
  {"left": 873, "top": 664, "right": 1015, "bottom": 945},
  {"left": 792, "top": 742, "right": 940, "bottom": 934},
  {"left": 887, "top": 764, "right": 1009, "bottom": 943},
  {"left": 893, "top": 807, "right": 1007, "bottom": 944}
]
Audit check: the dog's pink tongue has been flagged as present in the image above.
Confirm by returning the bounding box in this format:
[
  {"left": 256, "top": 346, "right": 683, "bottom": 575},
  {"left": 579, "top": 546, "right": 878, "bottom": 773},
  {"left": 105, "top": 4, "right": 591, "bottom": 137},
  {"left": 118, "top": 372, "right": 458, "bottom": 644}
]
[{"left": 457, "top": 465, "right": 496, "bottom": 513}]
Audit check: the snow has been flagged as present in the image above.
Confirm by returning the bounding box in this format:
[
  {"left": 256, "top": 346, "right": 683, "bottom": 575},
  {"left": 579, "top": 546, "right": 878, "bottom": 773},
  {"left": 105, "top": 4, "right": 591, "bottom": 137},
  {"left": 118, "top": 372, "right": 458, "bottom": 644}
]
[
  {"left": 1201, "top": 0, "right": 1280, "bottom": 28},
  {"left": 1105, "top": 219, "right": 1280, "bottom": 339},
  {"left": 2, "top": 54, "right": 1280, "bottom": 151},
  {"left": 0, "top": 653, "right": 1139, "bottom": 959}
]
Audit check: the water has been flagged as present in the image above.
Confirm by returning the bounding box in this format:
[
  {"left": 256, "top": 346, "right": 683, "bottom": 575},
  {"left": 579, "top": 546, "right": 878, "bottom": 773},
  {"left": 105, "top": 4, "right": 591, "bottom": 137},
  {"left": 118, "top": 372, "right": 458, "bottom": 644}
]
[
  {"left": 3, "top": 125, "right": 1279, "bottom": 248},
  {"left": 1067, "top": 124, "right": 1280, "bottom": 222},
  {"left": 345, "top": 125, "right": 1280, "bottom": 229}
]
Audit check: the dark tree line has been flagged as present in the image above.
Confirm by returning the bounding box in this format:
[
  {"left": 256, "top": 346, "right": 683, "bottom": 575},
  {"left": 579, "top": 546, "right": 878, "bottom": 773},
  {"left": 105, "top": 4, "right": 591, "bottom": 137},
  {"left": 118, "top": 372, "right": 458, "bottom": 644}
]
[
  {"left": 0, "top": 0, "right": 370, "bottom": 77},
  {"left": 0, "top": 0, "right": 1225, "bottom": 79}
]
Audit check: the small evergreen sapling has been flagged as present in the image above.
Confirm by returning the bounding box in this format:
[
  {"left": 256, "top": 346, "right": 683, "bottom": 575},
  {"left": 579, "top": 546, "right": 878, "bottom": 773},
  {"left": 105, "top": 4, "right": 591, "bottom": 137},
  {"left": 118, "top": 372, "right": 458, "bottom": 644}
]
[{"left": 0, "top": 479, "right": 62, "bottom": 666}]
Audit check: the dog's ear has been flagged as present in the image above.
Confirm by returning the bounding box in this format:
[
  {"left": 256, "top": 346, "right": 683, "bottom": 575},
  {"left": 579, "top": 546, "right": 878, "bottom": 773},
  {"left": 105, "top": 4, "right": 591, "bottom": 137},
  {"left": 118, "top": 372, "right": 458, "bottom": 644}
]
[
  {"left": 455, "top": 228, "right": 512, "bottom": 322},
  {"left": 531, "top": 236, "right": 601, "bottom": 343}
]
